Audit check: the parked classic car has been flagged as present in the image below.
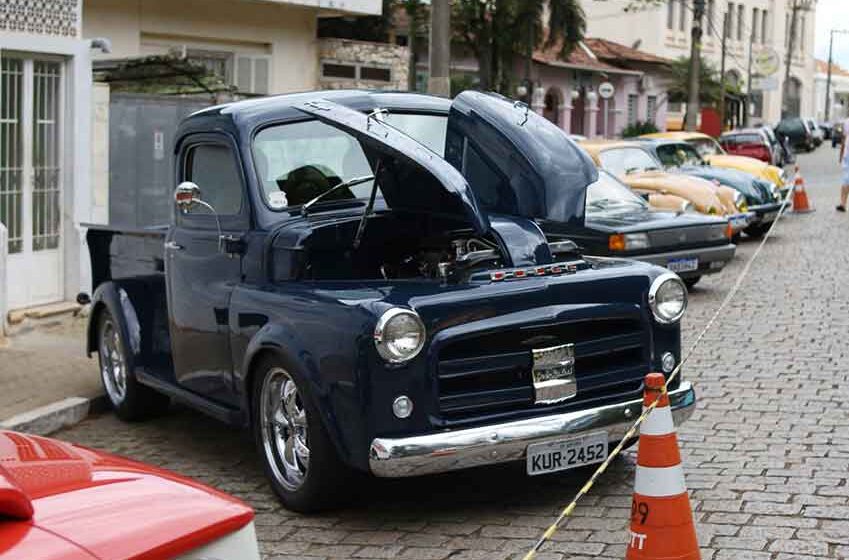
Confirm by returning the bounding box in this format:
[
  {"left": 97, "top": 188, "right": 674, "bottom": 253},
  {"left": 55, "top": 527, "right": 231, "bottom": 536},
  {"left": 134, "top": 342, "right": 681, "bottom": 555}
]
[
  {"left": 719, "top": 128, "right": 774, "bottom": 163},
  {"left": 805, "top": 118, "right": 824, "bottom": 147},
  {"left": 578, "top": 140, "right": 750, "bottom": 233},
  {"left": 641, "top": 131, "right": 789, "bottom": 188},
  {"left": 775, "top": 117, "right": 815, "bottom": 152},
  {"left": 81, "top": 90, "right": 695, "bottom": 512},
  {"left": 0, "top": 430, "right": 260, "bottom": 560},
  {"left": 638, "top": 138, "right": 786, "bottom": 238},
  {"left": 571, "top": 170, "right": 734, "bottom": 288},
  {"left": 758, "top": 125, "right": 785, "bottom": 166}
]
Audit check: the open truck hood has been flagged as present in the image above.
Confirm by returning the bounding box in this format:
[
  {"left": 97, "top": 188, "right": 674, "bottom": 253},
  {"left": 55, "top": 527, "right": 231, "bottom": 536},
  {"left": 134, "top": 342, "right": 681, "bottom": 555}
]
[
  {"left": 444, "top": 91, "right": 598, "bottom": 228},
  {"left": 296, "top": 99, "right": 490, "bottom": 235}
]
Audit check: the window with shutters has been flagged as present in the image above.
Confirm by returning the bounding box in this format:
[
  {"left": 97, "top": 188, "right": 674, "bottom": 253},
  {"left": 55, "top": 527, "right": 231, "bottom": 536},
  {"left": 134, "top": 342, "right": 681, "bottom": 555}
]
[
  {"left": 737, "top": 4, "right": 744, "bottom": 40},
  {"left": 627, "top": 94, "right": 638, "bottom": 126},
  {"left": 667, "top": 0, "right": 675, "bottom": 30},
  {"left": 647, "top": 96, "right": 658, "bottom": 124},
  {"left": 761, "top": 10, "right": 768, "bottom": 43},
  {"left": 235, "top": 55, "right": 271, "bottom": 95}
]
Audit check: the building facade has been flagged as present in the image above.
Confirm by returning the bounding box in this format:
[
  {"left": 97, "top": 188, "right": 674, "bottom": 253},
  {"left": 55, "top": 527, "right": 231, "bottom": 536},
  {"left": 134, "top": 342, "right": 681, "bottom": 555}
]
[
  {"left": 1, "top": 0, "right": 96, "bottom": 317},
  {"left": 582, "top": 0, "right": 817, "bottom": 126},
  {"left": 83, "top": 0, "right": 382, "bottom": 96},
  {"left": 813, "top": 59, "right": 849, "bottom": 123}
]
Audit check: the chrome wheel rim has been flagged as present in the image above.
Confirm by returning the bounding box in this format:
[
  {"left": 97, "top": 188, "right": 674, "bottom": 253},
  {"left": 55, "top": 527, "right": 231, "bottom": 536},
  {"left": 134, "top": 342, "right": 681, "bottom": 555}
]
[
  {"left": 99, "top": 318, "right": 127, "bottom": 404},
  {"left": 260, "top": 367, "right": 309, "bottom": 492}
]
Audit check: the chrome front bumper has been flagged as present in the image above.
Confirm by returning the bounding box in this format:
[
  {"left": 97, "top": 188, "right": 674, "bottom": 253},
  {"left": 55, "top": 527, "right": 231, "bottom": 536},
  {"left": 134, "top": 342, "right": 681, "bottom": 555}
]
[
  {"left": 630, "top": 244, "right": 736, "bottom": 278},
  {"left": 369, "top": 381, "right": 696, "bottom": 478}
]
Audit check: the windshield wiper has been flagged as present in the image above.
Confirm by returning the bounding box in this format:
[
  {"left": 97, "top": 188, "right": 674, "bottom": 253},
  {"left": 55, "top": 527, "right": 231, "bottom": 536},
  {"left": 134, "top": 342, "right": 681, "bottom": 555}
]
[{"left": 301, "top": 174, "right": 375, "bottom": 216}]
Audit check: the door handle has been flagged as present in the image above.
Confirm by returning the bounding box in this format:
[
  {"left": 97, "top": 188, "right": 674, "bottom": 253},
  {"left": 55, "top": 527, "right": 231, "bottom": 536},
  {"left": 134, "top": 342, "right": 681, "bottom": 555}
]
[{"left": 164, "top": 241, "right": 183, "bottom": 251}]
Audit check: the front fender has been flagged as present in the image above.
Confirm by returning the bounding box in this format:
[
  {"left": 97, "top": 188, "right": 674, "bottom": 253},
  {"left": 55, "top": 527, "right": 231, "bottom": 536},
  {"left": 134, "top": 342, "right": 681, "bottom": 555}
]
[
  {"left": 238, "top": 320, "right": 367, "bottom": 471},
  {"left": 87, "top": 281, "right": 143, "bottom": 370}
]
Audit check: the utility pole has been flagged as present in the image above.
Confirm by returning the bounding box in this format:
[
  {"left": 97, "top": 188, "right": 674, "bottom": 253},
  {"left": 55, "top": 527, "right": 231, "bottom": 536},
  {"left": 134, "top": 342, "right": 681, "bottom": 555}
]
[
  {"left": 744, "top": 11, "right": 756, "bottom": 127},
  {"left": 685, "top": 0, "right": 706, "bottom": 131},
  {"left": 428, "top": 0, "right": 451, "bottom": 97},
  {"left": 825, "top": 30, "right": 849, "bottom": 122},
  {"left": 782, "top": 0, "right": 812, "bottom": 118},
  {"left": 718, "top": 11, "right": 729, "bottom": 132}
]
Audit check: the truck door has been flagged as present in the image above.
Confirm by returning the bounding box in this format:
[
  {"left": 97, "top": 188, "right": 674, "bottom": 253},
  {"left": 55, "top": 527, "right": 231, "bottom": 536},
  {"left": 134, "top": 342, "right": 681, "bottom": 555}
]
[{"left": 164, "top": 134, "right": 248, "bottom": 406}]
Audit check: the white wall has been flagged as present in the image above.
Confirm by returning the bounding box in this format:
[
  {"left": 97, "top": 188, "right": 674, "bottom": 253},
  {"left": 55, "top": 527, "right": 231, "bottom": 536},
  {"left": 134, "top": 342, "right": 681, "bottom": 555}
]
[{"left": 0, "top": 223, "right": 7, "bottom": 336}]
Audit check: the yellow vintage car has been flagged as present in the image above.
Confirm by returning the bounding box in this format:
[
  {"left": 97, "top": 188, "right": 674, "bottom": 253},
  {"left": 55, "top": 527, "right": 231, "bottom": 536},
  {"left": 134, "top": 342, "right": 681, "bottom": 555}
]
[
  {"left": 579, "top": 141, "right": 752, "bottom": 233},
  {"left": 640, "top": 131, "right": 788, "bottom": 190}
]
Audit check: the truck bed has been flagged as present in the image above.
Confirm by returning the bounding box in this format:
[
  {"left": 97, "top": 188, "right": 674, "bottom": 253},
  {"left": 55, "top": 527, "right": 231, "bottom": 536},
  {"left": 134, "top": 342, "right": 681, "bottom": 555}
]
[{"left": 85, "top": 224, "right": 169, "bottom": 291}]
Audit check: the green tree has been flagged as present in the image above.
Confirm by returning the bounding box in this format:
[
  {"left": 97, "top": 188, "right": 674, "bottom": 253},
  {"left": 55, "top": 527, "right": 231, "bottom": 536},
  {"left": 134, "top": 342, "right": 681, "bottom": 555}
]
[
  {"left": 453, "top": 0, "right": 586, "bottom": 94},
  {"left": 666, "top": 56, "right": 739, "bottom": 106}
]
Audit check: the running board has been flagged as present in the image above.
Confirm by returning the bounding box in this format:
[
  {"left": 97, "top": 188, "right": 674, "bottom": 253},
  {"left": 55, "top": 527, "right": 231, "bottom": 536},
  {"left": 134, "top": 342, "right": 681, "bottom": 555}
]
[{"left": 135, "top": 369, "right": 244, "bottom": 425}]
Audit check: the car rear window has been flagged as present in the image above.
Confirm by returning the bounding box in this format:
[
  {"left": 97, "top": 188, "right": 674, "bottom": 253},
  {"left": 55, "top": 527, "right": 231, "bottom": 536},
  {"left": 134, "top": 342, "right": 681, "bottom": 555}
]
[{"left": 721, "top": 134, "right": 764, "bottom": 145}]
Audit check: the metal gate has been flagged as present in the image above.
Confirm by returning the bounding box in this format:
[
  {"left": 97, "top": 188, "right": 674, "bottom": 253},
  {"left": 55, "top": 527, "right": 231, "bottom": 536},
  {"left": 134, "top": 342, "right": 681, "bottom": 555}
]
[
  {"left": 1, "top": 54, "right": 64, "bottom": 308},
  {"left": 108, "top": 94, "right": 212, "bottom": 228}
]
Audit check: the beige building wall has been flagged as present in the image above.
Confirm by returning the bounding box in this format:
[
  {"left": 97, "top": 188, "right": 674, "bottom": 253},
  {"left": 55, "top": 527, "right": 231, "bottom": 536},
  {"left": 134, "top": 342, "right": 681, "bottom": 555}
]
[
  {"left": 83, "top": 0, "right": 325, "bottom": 93},
  {"left": 583, "top": 0, "right": 817, "bottom": 125}
]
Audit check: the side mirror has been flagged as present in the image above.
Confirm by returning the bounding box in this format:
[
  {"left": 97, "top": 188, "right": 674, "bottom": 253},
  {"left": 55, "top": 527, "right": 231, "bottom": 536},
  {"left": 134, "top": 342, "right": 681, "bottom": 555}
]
[{"left": 175, "top": 181, "right": 202, "bottom": 212}]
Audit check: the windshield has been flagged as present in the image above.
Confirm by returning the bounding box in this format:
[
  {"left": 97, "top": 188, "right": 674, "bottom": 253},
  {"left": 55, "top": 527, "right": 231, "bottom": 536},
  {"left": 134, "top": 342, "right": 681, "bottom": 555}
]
[
  {"left": 585, "top": 171, "right": 649, "bottom": 214},
  {"left": 382, "top": 113, "right": 447, "bottom": 156},
  {"left": 253, "top": 120, "right": 377, "bottom": 210},
  {"left": 655, "top": 143, "right": 704, "bottom": 168},
  {"left": 598, "top": 147, "right": 661, "bottom": 176},
  {"left": 689, "top": 137, "right": 725, "bottom": 156}
]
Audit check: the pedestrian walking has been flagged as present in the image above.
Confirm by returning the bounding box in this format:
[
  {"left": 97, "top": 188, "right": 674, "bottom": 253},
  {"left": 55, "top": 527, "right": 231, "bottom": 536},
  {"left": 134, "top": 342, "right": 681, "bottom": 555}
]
[{"left": 838, "top": 116, "right": 849, "bottom": 212}]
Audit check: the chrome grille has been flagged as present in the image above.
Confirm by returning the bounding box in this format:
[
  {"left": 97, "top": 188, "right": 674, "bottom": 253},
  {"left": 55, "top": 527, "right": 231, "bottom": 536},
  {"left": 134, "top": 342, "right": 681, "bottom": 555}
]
[{"left": 435, "top": 317, "right": 648, "bottom": 420}]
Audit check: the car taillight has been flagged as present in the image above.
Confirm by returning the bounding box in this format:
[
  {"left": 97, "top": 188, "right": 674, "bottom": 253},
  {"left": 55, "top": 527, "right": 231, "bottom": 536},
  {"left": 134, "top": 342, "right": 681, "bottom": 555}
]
[{"left": 609, "top": 234, "right": 626, "bottom": 251}]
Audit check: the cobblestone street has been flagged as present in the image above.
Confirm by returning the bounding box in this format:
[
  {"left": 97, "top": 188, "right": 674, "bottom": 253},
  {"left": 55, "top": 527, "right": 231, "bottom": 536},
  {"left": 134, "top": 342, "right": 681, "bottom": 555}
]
[{"left": 55, "top": 147, "right": 849, "bottom": 560}]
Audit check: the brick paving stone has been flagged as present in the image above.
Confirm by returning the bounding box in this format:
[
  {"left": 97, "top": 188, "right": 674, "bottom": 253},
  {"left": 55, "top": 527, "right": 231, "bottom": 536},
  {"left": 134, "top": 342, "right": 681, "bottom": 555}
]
[{"left": 53, "top": 149, "right": 849, "bottom": 557}]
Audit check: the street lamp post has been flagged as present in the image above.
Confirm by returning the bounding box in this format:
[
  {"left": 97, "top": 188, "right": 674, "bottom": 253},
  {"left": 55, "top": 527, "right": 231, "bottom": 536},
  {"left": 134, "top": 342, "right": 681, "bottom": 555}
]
[
  {"left": 781, "top": 0, "right": 814, "bottom": 119},
  {"left": 825, "top": 29, "right": 849, "bottom": 122}
]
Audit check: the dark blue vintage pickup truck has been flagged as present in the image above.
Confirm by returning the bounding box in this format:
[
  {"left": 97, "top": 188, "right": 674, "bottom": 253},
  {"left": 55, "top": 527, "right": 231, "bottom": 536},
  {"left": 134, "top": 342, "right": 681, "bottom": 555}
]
[{"left": 83, "top": 90, "right": 695, "bottom": 512}]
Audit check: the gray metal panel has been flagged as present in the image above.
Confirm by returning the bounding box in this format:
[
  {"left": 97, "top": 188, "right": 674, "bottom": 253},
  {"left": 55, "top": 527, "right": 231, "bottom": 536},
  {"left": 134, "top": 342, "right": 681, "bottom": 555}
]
[{"left": 109, "top": 94, "right": 212, "bottom": 227}]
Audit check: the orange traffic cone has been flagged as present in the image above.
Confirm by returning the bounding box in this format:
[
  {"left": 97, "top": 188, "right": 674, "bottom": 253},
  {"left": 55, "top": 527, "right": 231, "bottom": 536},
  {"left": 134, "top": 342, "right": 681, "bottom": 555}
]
[
  {"left": 626, "top": 373, "right": 700, "bottom": 560},
  {"left": 791, "top": 165, "right": 814, "bottom": 213}
]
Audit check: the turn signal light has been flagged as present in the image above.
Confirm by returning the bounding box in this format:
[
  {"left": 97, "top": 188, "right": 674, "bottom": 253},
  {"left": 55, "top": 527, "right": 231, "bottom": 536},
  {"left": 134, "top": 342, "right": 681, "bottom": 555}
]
[
  {"left": 608, "top": 234, "right": 626, "bottom": 251},
  {"left": 725, "top": 222, "right": 733, "bottom": 240}
]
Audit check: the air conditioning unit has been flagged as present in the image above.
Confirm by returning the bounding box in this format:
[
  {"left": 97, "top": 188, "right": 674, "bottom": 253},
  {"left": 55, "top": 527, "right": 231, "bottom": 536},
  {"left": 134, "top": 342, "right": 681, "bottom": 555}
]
[{"left": 639, "top": 75, "right": 654, "bottom": 93}]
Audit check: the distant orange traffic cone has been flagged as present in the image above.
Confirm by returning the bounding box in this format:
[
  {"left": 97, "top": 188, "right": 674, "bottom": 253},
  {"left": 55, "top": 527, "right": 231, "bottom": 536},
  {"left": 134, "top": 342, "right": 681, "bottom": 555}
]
[
  {"left": 791, "top": 165, "right": 814, "bottom": 213},
  {"left": 626, "top": 373, "right": 700, "bottom": 560}
]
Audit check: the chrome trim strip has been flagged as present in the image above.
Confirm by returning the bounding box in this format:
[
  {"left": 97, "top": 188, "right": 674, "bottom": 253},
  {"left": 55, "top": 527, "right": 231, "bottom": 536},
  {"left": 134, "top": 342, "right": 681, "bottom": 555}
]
[{"left": 369, "top": 381, "right": 696, "bottom": 478}]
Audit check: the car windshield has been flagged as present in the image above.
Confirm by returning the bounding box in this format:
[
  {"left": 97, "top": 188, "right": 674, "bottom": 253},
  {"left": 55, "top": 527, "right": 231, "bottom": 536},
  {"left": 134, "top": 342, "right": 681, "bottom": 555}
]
[
  {"left": 598, "top": 147, "right": 661, "bottom": 176},
  {"left": 585, "top": 171, "right": 648, "bottom": 214},
  {"left": 381, "top": 113, "right": 447, "bottom": 156},
  {"left": 655, "top": 143, "right": 704, "bottom": 168},
  {"left": 689, "top": 137, "right": 725, "bottom": 156},
  {"left": 253, "top": 120, "right": 378, "bottom": 210}
]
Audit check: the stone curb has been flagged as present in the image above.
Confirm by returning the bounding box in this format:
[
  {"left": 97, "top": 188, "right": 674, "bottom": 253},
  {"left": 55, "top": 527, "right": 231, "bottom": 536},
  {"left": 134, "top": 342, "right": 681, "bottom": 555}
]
[{"left": 0, "top": 394, "right": 109, "bottom": 435}]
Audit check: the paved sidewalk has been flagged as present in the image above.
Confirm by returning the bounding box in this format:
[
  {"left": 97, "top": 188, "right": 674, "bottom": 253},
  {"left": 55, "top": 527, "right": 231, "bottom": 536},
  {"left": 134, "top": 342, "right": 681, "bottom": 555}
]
[
  {"left": 0, "top": 317, "right": 101, "bottom": 422},
  {"left": 52, "top": 147, "right": 849, "bottom": 559}
]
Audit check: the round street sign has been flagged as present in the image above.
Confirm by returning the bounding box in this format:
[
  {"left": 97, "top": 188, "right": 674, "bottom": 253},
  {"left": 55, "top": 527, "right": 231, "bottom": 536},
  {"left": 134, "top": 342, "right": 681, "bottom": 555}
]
[
  {"left": 753, "top": 48, "right": 780, "bottom": 77},
  {"left": 598, "top": 82, "right": 615, "bottom": 99}
]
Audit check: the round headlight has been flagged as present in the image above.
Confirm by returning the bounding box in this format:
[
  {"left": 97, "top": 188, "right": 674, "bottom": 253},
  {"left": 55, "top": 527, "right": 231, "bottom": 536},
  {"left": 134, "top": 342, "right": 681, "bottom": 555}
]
[
  {"left": 648, "top": 273, "right": 688, "bottom": 324},
  {"left": 374, "top": 308, "right": 426, "bottom": 363},
  {"left": 733, "top": 190, "right": 748, "bottom": 212}
]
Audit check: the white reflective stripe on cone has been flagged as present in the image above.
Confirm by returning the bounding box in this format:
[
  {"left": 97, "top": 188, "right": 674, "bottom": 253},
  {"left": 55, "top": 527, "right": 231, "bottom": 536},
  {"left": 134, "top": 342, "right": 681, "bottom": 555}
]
[
  {"left": 640, "top": 405, "right": 675, "bottom": 436},
  {"left": 634, "top": 464, "right": 687, "bottom": 497}
]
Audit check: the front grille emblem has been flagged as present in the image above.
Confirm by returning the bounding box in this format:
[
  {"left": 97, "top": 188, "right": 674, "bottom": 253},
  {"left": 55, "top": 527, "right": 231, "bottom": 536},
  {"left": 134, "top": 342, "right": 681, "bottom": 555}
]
[{"left": 531, "top": 343, "right": 576, "bottom": 405}]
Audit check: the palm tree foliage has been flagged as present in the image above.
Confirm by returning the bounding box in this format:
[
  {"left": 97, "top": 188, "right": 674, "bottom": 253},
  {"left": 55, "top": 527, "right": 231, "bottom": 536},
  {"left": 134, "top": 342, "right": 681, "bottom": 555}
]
[{"left": 453, "top": 0, "right": 586, "bottom": 94}]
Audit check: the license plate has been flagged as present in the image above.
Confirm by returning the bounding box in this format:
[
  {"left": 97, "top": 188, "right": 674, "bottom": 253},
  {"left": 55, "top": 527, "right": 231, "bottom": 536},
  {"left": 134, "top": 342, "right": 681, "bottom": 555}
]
[
  {"left": 526, "top": 432, "right": 608, "bottom": 476},
  {"left": 667, "top": 257, "right": 699, "bottom": 273}
]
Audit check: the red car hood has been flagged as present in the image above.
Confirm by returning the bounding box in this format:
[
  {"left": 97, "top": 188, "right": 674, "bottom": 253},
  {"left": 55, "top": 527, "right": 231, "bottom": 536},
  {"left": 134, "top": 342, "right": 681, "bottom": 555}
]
[{"left": 0, "top": 431, "right": 253, "bottom": 560}]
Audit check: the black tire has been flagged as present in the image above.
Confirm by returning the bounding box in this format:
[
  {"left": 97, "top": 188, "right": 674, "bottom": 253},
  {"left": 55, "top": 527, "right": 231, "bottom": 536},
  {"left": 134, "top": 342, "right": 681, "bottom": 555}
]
[
  {"left": 251, "top": 355, "right": 354, "bottom": 512},
  {"left": 744, "top": 223, "right": 769, "bottom": 238},
  {"left": 96, "top": 309, "right": 170, "bottom": 421},
  {"left": 683, "top": 276, "right": 701, "bottom": 290}
]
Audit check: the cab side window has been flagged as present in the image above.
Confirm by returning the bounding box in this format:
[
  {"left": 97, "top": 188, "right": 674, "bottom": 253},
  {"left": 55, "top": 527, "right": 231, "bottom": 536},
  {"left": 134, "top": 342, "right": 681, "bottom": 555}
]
[{"left": 185, "top": 144, "right": 244, "bottom": 216}]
